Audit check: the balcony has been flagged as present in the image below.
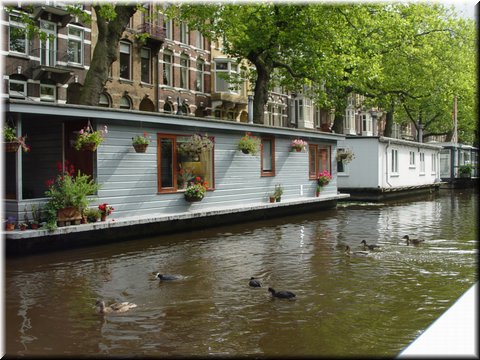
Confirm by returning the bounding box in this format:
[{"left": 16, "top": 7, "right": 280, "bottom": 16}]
[
  {"left": 30, "top": 49, "right": 76, "bottom": 83},
  {"left": 137, "top": 23, "right": 165, "bottom": 51},
  {"left": 33, "top": 2, "right": 73, "bottom": 26}
]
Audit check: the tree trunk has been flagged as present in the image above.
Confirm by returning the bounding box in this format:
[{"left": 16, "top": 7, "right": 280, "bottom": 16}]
[
  {"left": 331, "top": 112, "right": 343, "bottom": 134},
  {"left": 78, "top": 5, "right": 137, "bottom": 106},
  {"left": 384, "top": 110, "right": 394, "bottom": 137},
  {"left": 248, "top": 52, "right": 273, "bottom": 125}
]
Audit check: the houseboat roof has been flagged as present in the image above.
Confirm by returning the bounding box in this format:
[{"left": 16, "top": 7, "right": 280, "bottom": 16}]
[
  {"left": 3, "top": 99, "right": 345, "bottom": 142},
  {"left": 344, "top": 135, "right": 444, "bottom": 150}
]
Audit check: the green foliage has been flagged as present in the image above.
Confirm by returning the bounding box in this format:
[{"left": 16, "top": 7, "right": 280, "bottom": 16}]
[
  {"left": 274, "top": 184, "right": 283, "bottom": 199},
  {"left": 74, "top": 125, "right": 108, "bottom": 150},
  {"left": 459, "top": 164, "right": 473, "bottom": 175},
  {"left": 237, "top": 132, "right": 261, "bottom": 155},
  {"left": 84, "top": 208, "right": 101, "bottom": 222},
  {"left": 44, "top": 166, "right": 100, "bottom": 230},
  {"left": 184, "top": 177, "right": 208, "bottom": 201},
  {"left": 132, "top": 132, "right": 151, "bottom": 145}
]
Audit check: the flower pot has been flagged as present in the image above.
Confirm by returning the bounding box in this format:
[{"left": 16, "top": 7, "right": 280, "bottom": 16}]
[
  {"left": 275, "top": 197, "right": 281, "bottom": 202},
  {"left": 101, "top": 214, "right": 107, "bottom": 221},
  {"left": 133, "top": 143, "right": 148, "bottom": 153},
  {"left": 5, "top": 141, "right": 20, "bottom": 153},
  {"left": 241, "top": 149, "right": 250, "bottom": 154},
  {"left": 57, "top": 206, "right": 82, "bottom": 227},
  {"left": 269, "top": 196, "right": 276, "bottom": 203},
  {"left": 19, "top": 224, "right": 27, "bottom": 231},
  {"left": 5, "top": 223, "right": 15, "bottom": 231},
  {"left": 185, "top": 195, "right": 203, "bottom": 203},
  {"left": 30, "top": 223, "right": 40, "bottom": 230},
  {"left": 81, "top": 142, "right": 98, "bottom": 151},
  {"left": 316, "top": 191, "right": 320, "bottom": 197},
  {"left": 294, "top": 147, "right": 303, "bottom": 152}
]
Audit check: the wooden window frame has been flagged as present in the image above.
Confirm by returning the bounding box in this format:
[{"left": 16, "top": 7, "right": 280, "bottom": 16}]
[
  {"left": 309, "top": 144, "right": 332, "bottom": 180},
  {"left": 261, "top": 136, "right": 275, "bottom": 177},
  {"left": 157, "top": 133, "right": 215, "bottom": 193}
]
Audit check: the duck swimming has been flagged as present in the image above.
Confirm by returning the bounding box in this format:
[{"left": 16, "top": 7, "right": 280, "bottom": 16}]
[
  {"left": 268, "top": 287, "right": 296, "bottom": 299},
  {"left": 344, "top": 245, "right": 369, "bottom": 257},
  {"left": 249, "top": 277, "right": 262, "bottom": 287},
  {"left": 360, "top": 240, "right": 381, "bottom": 250},
  {"left": 95, "top": 300, "right": 137, "bottom": 314},
  {"left": 402, "top": 235, "right": 425, "bottom": 245},
  {"left": 155, "top": 273, "right": 182, "bottom": 281}
]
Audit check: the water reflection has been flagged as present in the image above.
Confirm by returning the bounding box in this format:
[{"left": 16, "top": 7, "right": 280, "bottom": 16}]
[{"left": 5, "top": 189, "right": 477, "bottom": 357}]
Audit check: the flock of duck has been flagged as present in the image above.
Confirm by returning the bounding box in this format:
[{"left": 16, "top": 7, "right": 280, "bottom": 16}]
[
  {"left": 95, "top": 235, "right": 424, "bottom": 314},
  {"left": 343, "top": 235, "right": 425, "bottom": 257}
]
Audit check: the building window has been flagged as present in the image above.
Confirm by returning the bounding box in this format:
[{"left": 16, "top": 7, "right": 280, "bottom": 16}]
[
  {"left": 419, "top": 152, "right": 425, "bottom": 174},
  {"left": 67, "top": 25, "right": 84, "bottom": 65},
  {"left": 163, "top": 51, "right": 172, "bottom": 86},
  {"left": 409, "top": 151, "right": 416, "bottom": 167},
  {"left": 99, "top": 93, "right": 111, "bottom": 107},
  {"left": 163, "top": 19, "right": 172, "bottom": 39},
  {"left": 157, "top": 134, "right": 214, "bottom": 192},
  {"left": 164, "top": 101, "right": 173, "bottom": 113},
  {"left": 391, "top": 149, "right": 398, "bottom": 173},
  {"left": 180, "top": 54, "right": 189, "bottom": 89},
  {"left": 309, "top": 144, "right": 331, "bottom": 179},
  {"left": 120, "top": 96, "right": 132, "bottom": 109},
  {"left": 261, "top": 137, "right": 275, "bottom": 177},
  {"left": 195, "top": 59, "right": 204, "bottom": 92},
  {"left": 40, "top": 20, "right": 56, "bottom": 66},
  {"left": 40, "top": 84, "right": 56, "bottom": 102},
  {"left": 195, "top": 30, "right": 204, "bottom": 49},
  {"left": 8, "top": 78, "right": 26, "bottom": 98},
  {"left": 180, "top": 21, "right": 189, "bottom": 44},
  {"left": 214, "top": 60, "right": 239, "bottom": 94},
  {"left": 140, "top": 47, "right": 151, "bottom": 83},
  {"left": 294, "top": 99, "right": 304, "bottom": 126},
  {"left": 9, "top": 14, "right": 27, "bottom": 54},
  {"left": 119, "top": 42, "right": 131, "bottom": 80},
  {"left": 431, "top": 153, "right": 437, "bottom": 173}
]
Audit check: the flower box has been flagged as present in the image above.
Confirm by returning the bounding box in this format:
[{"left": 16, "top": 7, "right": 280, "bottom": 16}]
[{"left": 57, "top": 206, "right": 82, "bottom": 227}]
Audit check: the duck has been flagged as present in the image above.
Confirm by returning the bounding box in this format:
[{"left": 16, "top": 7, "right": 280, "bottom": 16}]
[
  {"left": 95, "top": 300, "right": 137, "bottom": 314},
  {"left": 155, "top": 273, "right": 182, "bottom": 281},
  {"left": 402, "top": 235, "right": 425, "bottom": 245},
  {"left": 344, "top": 245, "right": 369, "bottom": 257},
  {"left": 268, "top": 287, "right": 296, "bottom": 299},
  {"left": 360, "top": 240, "right": 381, "bottom": 250},
  {"left": 249, "top": 277, "right": 262, "bottom": 287}
]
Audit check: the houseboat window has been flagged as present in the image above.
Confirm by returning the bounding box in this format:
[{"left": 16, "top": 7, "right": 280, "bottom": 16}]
[
  {"left": 440, "top": 150, "right": 450, "bottom": 178},
  {"left": 391, "top": 149, "right": 398, "bottom": 173},
  {"left": 157, "top": 134, "right": 214, "bottom": 193},
  {"left": 119, "top": 42, "right": 131, "bottom": 80},
  {"left": 409, "top": 151, "right": 416, "bottom": 167},
  {"left": 261, "top": 137, "right": 275, "bottom": 177},
  {"left": 419, "top": 152, "right": 425, "bottom": 174},
  {"left": 431, "top": 153, "right": 437, "bottom": 174},
  {"left": 308, "top": 144, "right": 331, "bottom": 179}
]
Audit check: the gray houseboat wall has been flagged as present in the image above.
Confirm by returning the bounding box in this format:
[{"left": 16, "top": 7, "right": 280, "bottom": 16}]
[{"left": 4, "top": 100, "right": 344, "bottom": 221}]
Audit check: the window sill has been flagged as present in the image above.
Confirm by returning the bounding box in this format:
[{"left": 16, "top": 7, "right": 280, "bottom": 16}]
[
  {"left": 119, "top": 79, "right": 133, "bottom": 84},
  {"left": 7, "top": 52, "right": 29, "bottom": 60}
]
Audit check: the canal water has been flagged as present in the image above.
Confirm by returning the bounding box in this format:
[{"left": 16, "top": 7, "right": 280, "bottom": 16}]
[{"left": 4, "top": 188, "right": 477, "bottom": 357}]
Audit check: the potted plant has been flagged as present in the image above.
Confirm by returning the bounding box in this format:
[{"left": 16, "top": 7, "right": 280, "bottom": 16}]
[
  {"left": 73, "top": 124, "right": 108, "bottom": 151},
  {"left": 290, "top": 139, "right": 308, "bottom": 152},
  {"left": 316, "top": 184, "right": 322, "bottom": 197},
  {"left": 29, "top": 204, "right": 41, "bottom": 229},
  {"left": 43, "top": 160, "right": 100, "bottom": 230},
  {"left": 84, "top": 208, "right": 101, "bottom": 223},
  {"left": 3, "top": 124, "right": 30, "bottom": 153},
  {"left": 459, "top": 164, "right": 473, "bottom": 178},
  {"left": 179, "top": 133, "right": 214, "bottom": 160},
  {"left": 5, "top": 216, "right": 16, "bottom": 231},
  {"left": 336, "top": 148, "right": 355, "bottom": 164},
  {"left": 274, "top": 184, "right": 283, "bottom": 202},
  {"left": 237, "top": 132, "right": 261, "bottom": 155},
  {"left": 177, "top": 166, "right": 195, "bottom": 189},
  {"left": 269, "top": 193, "right": 276, "bottom": 203},
  {"left": 132, "top": 132, "right": 151, "bottom": 153},
  {"left": 98, "top": 203, "right": 114, "bottom": 221},
  {"left": 184, "top": 176, "right": 208, "bottom": 202},
  {"left": 317, "top": 170, "right": 332, "bottom": 190},
  {"left": 18, "top": 222, "right": 28, "bottom": 231}
]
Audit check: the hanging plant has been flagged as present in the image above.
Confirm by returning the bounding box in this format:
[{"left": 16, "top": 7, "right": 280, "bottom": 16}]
[
  {"left": 73, "top": 123, "right": 108, "bottom": 151},
  {"left": 180, "top": 133, "right": 214, "bottom": 158},
  {"left": 3, "top": 124, "right": 30, "bottom": 152},
  {"left": 336, "top": 148, "right": 355, "bottom": 164}
]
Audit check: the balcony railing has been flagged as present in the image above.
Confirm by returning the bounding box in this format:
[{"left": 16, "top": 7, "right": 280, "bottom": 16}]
[{"left": 137, "top": 23, "right": 166, "bottom": 42}]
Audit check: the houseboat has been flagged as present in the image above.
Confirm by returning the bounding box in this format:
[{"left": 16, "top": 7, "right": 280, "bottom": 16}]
[
  {"left": 3, "top": 100, "right": 349, "bottom": 255},
  {"left": 336, "top": 136, "right": 443, "bottom": 201},
  {"left": 437, "top": 142, "right": 479, "bottom": 188}
]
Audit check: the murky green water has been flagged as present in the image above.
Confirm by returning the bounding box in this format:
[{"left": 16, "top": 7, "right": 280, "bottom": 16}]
[{"left": 4, "top": 189, "right": 477, "bottom": 357}]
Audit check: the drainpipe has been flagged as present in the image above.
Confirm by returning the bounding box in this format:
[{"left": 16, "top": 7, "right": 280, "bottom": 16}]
[{"left": 385, "top": 139, "right": 392, "bottom": 187}]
